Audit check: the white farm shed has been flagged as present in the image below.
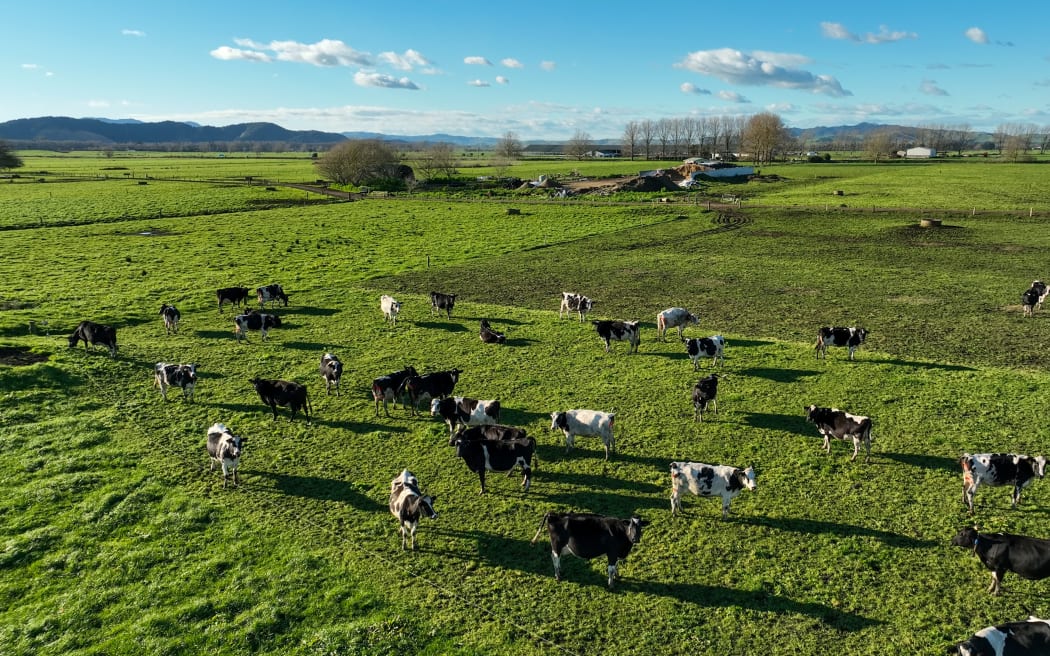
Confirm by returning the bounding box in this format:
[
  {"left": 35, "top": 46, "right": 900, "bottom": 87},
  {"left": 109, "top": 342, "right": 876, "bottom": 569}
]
[{"left": 903, "top": 147, "right": 937, "bottom": 159}]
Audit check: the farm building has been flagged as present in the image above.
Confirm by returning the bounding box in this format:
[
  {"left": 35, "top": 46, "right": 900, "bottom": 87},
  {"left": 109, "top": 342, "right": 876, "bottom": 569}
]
[{"left": 902, "top": 146, "right": 937, "bottom": 158}]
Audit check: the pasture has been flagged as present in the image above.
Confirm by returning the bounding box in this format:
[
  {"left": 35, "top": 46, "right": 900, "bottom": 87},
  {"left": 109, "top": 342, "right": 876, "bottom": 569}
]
[{"left": 2, "top": 156, "right": 1050, "bottom": 655}]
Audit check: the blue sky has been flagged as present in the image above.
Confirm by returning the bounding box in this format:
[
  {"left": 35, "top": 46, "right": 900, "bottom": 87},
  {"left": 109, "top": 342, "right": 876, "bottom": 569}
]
[{"left": 5, "top": 1, "right": 1048, "bottom": 139}]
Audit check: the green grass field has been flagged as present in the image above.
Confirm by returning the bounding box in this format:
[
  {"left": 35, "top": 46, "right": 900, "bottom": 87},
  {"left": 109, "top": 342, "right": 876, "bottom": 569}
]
[{"left": 2, "top": 156, "right": 1050, "bottom": 655}]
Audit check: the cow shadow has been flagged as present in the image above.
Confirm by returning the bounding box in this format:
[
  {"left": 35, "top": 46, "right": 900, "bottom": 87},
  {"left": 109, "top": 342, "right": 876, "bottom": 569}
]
[
  {"left": 735, "top": 515, "right": 936, "bottom": 548},
  {"left": 413, "top": 320, "right": 468, "bottom": 333},
  {"left": 647, "top": 351, "right": 690, "bottom": 362},
  {"left": 195, "top": 329, "right": 236, "bottom": 340},
  {"left": 725, "top": 338, "right": 774, "bottom": 349},
  {"left": 739, "top": 368, "right": 820, "bottom": 383},
  {"left": 868, "top": 357, "right": 975, "bottom": 372},
  {"left": 537, "top": 488, "right": 665, "bottom": 514},
  {"left": 0, "top": 364, "right": 84, "bottom": 391},
  {"left": 742, "top": 412, "right": 812, "bottom": 436},
  {"left": 880, "top": 451, "right": 960, "bottom": 474},
  {"left": 460, "top": 316, "right": 528, "bottom": 326},
  {"left": 283, "top": 306, "right": 340, "bottom": 317},
  {"left": 540, "top": 470, "right": 663, "bottom": 495},
  {"left": 501, "top": 408, "right": 552, "bottom": 425},
  {"left": 502, "top": 337, "right": 535, "bottom": 347},
  {"left": 312, "top": 418, "right": 407, "bottom": 434},
  {"left": 282, "top": 341, "right": 339, "bottom": 351},
  {"left": 252, "top": 470, "right": 383, "bottom": 511},
  {"left": 424, "top": 529, "right": 550, "bottom": 576},
  {"left": 208, "top": 401, "right": 263, "bottom": 414}
]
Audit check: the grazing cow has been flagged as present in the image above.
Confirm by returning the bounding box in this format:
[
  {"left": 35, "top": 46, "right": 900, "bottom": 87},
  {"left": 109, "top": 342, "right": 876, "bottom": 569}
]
[
  {"left": 530, "top": 512, "right": 649, "bottom": 589},
  {"left": 430, "top": 397, "right": 501, "bottom": 437},
  {"left": 948, "top": 616, "right": 1050, "bottom": 655},
  {"left": 67, "top": 320, "right": 117, "bottom": 358},
  {"left": 449, "top": 426, "right": 534, "bottom": 494},
  {"left": 684, "top": 335, "right": 725, "bottom": 370},
  {"left": 233, "top": 310, "right": 281, "bottom": 342},
  {"left": 159, "top": 303, "right": 181, "bottom": 335},
  {"left": 216, "top": 286, "right": 250, "bottom": 313},
  {"left": 550, "top": 409, "right": 615, "bottom": 460},
  {"left": 249, "top": 378, "right": 311, "bottom": 421},
  {"left": 479, "top": 319, "right": 506, "bottom": 344},
  {"left": 371, "top": 365, "right": 418, "bottom": 416},
  {"left": 951, "top": 526, "right": 1050, "bottom": 595},
  {"left": 154, "top": 362, "right": 198, "bottom": 402},
  {"left": 592, "top": 320, "right": 640, "bottom": 353},
  {"left": 805, "top": 405, "right": 874, "bottom": 462},
  {"left": 380, "top": 295, "right": 402, "bottom": 326},
  {"left": 960, "top": 453, "right": 1047, "bottom": 513},
  {"left": 206, "top": 423, "right": 246, "bottom": 489},
  {"left": 256, "top": 283, "right": 289, "bottom": 308},
  {"left": 429, "top": 291, "right": 457, "bottom": 319},
  {"left": 402, "top": 368, "right": 462, "bottom": 415},
  {"left": 389, "top": 469, "right": 438, "bottom": 550},
  {"left": 670, "top": 462, "right": 757, "bottom": 518},
  {"left": 559, "top": 292, "right": 594, "bottom": 322},
  {"left": 656, "top": 307, "right": 699, "bottom": 341},
  {"left": 319, "top": 353, "right": 343, "bottom": 396},
  {"left": 1022, "top": 287, "right": 1041, "bottom": 318},
  {"left": 692, "top": 374, "right": 719, "bottom": 421},
  {"left": 1035, "top": 280, "right": 1050, "bottom": 311},
  {"left": 815, "top": 326, "right": 868, "bottom": 360}
]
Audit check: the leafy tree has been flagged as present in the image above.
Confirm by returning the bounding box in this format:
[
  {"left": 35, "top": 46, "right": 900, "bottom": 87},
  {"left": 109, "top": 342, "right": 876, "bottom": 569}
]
[
  {"left": 0, "top": 141, "right": 23, "bottom": 170},
  {"left": 315, "top": 139, "right": 400, "bottom": 186},
  {"left": 742, "top": 112, "right": 788, "bottom": 164}
]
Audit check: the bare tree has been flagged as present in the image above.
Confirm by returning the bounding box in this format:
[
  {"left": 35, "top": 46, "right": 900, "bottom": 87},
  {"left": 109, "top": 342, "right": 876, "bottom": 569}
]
[
  {"left": 639, "top": 120, "right": 655, "bottom": 160},
  {"left": 622, "top": 121, "right": 640, "bottom": 160},
  {"left": 315, "top": 139, "right": 400, "bottom": 186},
  {"left": 722, "top": 116, "right": 745, "bottom": 159},
  {"left": 742, "top": 112, "right": 788, "bottom": 164},
  {"left": 413, "top": 142, "right": 458, "bottom": 181},
  {"left": 494, "top": 131, "right": 523, "bottom": 159},
  {"left": 693, "top": 117, "right": 709, "bottom": 158},
  {"left": 0, "top": 141, "right": 24, "bottom": 170},
  {"left": 655, "top": 119, "right": 672, "bottom": 158},
  {"left": 863, "top": 129, "right": 894, "bottom": 164},
  {"left": 564, "top": 129, "right": 592, "bottom": 160}
]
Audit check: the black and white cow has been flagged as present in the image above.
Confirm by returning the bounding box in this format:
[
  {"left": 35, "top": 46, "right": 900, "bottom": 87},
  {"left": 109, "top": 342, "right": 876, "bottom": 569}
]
[
  {"left": 380, "top": 294, "right": 402, "bottom": 326},
  {"left": 154, "top": 362, "right": 198, "bottom": 402},
  {"left": 402, "top": 368, "right": 462, "bottom": 415},
  {"left": 216, "top": 286, "right": 250, "bottom": 313},
  {"left": 319, "top": 353, "right": 343, "bottom": 396},
  {"left": 389, "top": 469, "right": 438, "bottom": 550},
  {"left": 67, "top": 320, "right": 117, "bottom": 358},
  {"left": 159, "top": 303, "right": 181, "bottom": 335},
  {"left": 670, "top": 462, "right": 756, "bottom": 518},
  {"left": 233, "top": 310, "right": 281, "bottom": 342},
  {"left": 960, "top": 453, "right": 1047, "bottom": 513},
  {"left": 429, "top": 291, "right": 457, "bottom": 319},
  {"left": 1035, "top": 280, "right": 1050, "bottom": 311},
  {"left": 256, "top": 283, "right": 289, "bottom": 308},
  {"left": 479, "top": 319, "right": 506, "bottom": 344},
  {"left": 550, "top": 409, "right": 615, "bottom": 460},
  {"left": 592, "top": 320, "right": 640, "bottom": 353},
  {"left": 805, "top": 405, "right": 874, "bottom": 462},
  {"left": 951, "top": 526, "right": 1050, "bottom": 595},
  {"left": 656, "top": 307, "right": 699, "bottom": 341},
  {"left": 692, "top": 374, "right": 720, "bottom": 421},
  {"left": 815, "top": 326, "right": 868, "bottom": 360},
  {"left": 449, "top": 426, "right": 534, "bottom": 494},
  {"left": 559, "top": 292, "right": 594, "bottom": 322},
  {"left": 206, "top": 423, "right": 246, "bottom": 489},
  {"left": 371, "top": 365, "right": 418, "bottom": 416},
  {"left": 430, "top": 397, "right": 501, "bottom": 437},
  {"left": 530, "top": 512, "right": 649, "bottom": 589},
  {"left": 948, "top": 616, "right": 1050, "bottom": 655},
  {"left": 249, "top": 378, "right": 311, "bottom": 421},
  {"left": 684, "top": 335, "right": 725, "bottom": 370}
]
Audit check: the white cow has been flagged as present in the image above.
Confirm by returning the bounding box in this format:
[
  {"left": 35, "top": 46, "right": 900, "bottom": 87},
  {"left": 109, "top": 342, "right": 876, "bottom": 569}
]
[
  {"left": 656, "top": 307, "right": 699, "bottom": 341},
  {"left": 550, "top": 409, "right": 615, "bottom": 460},
  {"left": 206, "top": 423, "right": 246, "bottom": 489},
  {"left": 670, "top": 461, "right": 756, "bottom": 518},
  {"left": 380, "top": 295, "right": 402, "bottom": 326}
]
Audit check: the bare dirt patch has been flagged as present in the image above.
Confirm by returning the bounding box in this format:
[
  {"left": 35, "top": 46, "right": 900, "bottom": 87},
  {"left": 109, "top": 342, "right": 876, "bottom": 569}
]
[{"left": 0, "top": 346, "right": 49, "bottom": 366}]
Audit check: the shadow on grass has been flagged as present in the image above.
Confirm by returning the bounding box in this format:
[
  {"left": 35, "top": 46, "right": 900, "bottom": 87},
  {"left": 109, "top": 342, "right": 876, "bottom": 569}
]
[
  {"left": 311, "top": 418, "right": 407, "bottom": 434},
  {"left": 282, "top": 306, "right": 340, "bottom": 317},
  {"left": 880, "top": 451, "right": 960, "bottom": 474},
  {"left": 194, "top": 329, "right": 236, "bottom": 340},
  {"left": 459, "top": 316, "right": 528, "bottom": 326},
  {"left": 742, "top": 412, "right": 812, "bottom": 436},
  {"left": 736, "top": 516, "right": 936, "bottom": 548},
  {"left": 739, "top": 368, "right": 820, "bottom": 383},
  {"left": 424, "top": 529, "right": 550, "bottom": 576},
  {"left": 536, "top": 488, "right": 666, "bottom": 514},
  {"left": 0, "top": 363, "right": 84, "bottom": 391},
  {"left": 726, "top": 338, "right": 775, "bottom": 348},
  {"left": 502, "top": 338, "right": 535, "bottom": 347},
  {"left": 252, "top": 470, "right": 383, "bottom": 511},
  {"left": 540, "top": 470, "right": 663, "bottom": 494},
  {"left": 412, "top": 321, "right": 468, "bottom": 333},
  {"left": 501, "top": 408, "right": 554, "bottom": 425},
  {"left": 868, "top": 357, "right": 975, "bottom": 372},
  {"left": 282, "top": 341, "right": 339, "bottom": 351}
]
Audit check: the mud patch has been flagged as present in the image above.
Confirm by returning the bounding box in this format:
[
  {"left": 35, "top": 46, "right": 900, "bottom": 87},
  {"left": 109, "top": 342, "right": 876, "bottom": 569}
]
[{"left": 0, "top": 346, "right": 49, "bottom": 366}]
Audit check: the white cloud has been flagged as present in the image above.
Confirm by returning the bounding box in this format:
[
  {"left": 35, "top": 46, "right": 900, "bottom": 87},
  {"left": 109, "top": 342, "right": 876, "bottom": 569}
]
[
  {"left": 210, "top": 46, "right": 272, "bottom": 63},
  {"left": 820, "top": 21, "right": 916, "bottom": 44},
  {"left": 766, "top": 102, "right": 796, "bottom": 113},
  {"left": 680, "top": 82, "right": 711, "bottom": 95},
  {"left": 468, "top": 79, "right": 490, "bottom": 87},
  {"left": 213, "top": 38, "right": 371, "bottom": 67},
  {"left": 676, "top": 48, "right": 851, "bottom": 96},
  {"left": 378, "top": 49, "right": 431, "bottom": 71},
  {"left": 717, "top": 90, "right": 750, "bottom": 103},
  {"left": 353, "top": 71, "right": 419, "bottom": 89},
  {"left": 920, "top": 78, "right": 949, "bottom": 96},
  {"left": 965, "top": 27, "right": 988, "bottom": 44},
  {"left": 540, "top": 60, "right": 556, "bottom": 71},
  {"left": 496, "top": 75, "right": 509, "bottom": 84},
  {"left": 21, "top": 63, "right": 39, "bottom": 70},
  {"left": 122, "top": 29, "right": 146, "bottom": 37},
  {"left": 501, "top": 58, "right": 523, "bottom": 68},
  {"left": 464, "top": 56, "right": 492, "bottom": 66},
  {"left": 87, "top": 100, "right": 110, "bottom": 108}
]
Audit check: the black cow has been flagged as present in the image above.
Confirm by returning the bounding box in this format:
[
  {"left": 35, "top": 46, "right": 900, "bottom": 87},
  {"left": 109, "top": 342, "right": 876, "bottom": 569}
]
[
  {"left": 815, "top": 326, "right": 868, "bottom": 360},
  {"left": 805, "top": 405, "right": 873, "bottom": 462},
  {"left": 449, "top": 426, "right": 534, "bottom": 494},
  {"left": 531, "top": 512, "right": 649, "bottom": 589},
  {"left": 429, "top": 291, "right": 457, "bottom": 319},
  {"left": 402, "top": 368, "right": 462, "bottom": 415},
  {"left": 692, "top": 374, "right": 720, "bottom": 421},
  {"left": 159, "top": 304, "right": 180, "bottom": 335},
  {"left": 951, "top": 526, "right": 1050, "bottom": 595},
  {"left": 431, "top": 397, "right": 501, "bottom": 437},
  {"left": 67, "top": 320, "right": 117, "bottom": 358},
  {"left": 249, "top": 378, "right": 311, "bottom": 421},
  {"left": 1022, "top": 286, "right": 1042, "bottom": 318},
  {"left": 216, "top": 286, "right": 250, "bottom": 313},
  {"left": 257, "top": 283, "right": 289, "bottom": 308},
  {"left": 479, "top": 319, "right": 506, "bottom": 344},
  {"left": 389, "top": 469, "right": 438, "bottom": 550},
  {"left": 559, "top": 292, "right": 594, "bottom": 322},
  {"left": 154, "top": 362, "right": 198, "bottom": 402},
  {"left": 319, "top": 352, "right": 343, "bottom": 396},
  {"left": 234, "top": 310, "right": 281, "bottom": 342},
  {"left": 592, "top": 320, "right": 640, "bottom": 353},
  {"left": 371, "top": 366, "right": 418, "bottom": 417},
  {"left": 960, "top": 453, "right": 1047, "bottom": 513},
  {"left": 948, "top": 616, "right": 1050, "bottom": 655}
]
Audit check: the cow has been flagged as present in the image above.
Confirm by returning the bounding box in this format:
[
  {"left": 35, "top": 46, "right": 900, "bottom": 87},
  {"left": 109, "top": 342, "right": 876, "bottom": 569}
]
[
  {"left": 449, "top": 426, "right": 534, "bottom": 494},
  {"left": 815, "top": 326, "right": 868, "bottom": 360},
  {"left": 670, "top": 462, "right": 757, "bottom": 518},
  {"left": 371, "top": 365, "right": 418, "bottom": 417},
  {"left": 256, "top": 283, "right": 289, "bottom": 308},
  {"left": 249, "top": 378, "right": 311, "bottom": 421},
  {"left": 233, "top": 310, "right": 281, "bottom": 342},
  {"left": 216, "top": 286, "right": 250, "bottom": 313},
  {"left": 67, "top": 320, "right": 117, "bottom": 358},
  {"left": 960, "top": 453, "right": 1047, "bottom": 513},
  {"left": 684, "top": 335, "right": 725, "bottom": 370},
  {"left": 948, "top": 616, "right": 1050, "bottom": 655},
  {"left": 656, "top": 307, "right": 699, "bottom": 341},
  {"left": 593, "top": 320, "right": 640, "bottom": 353},
  {"left": 430, "top": 397, "right": 501, "bottom": 438},
  {"left": 429, "top": 291, "right": 457, "bottom": 319},
  {"left": 951, "top": 526, "right": 1050, "bottom": 595},
  {"left": 559, "top": 292, "right": 594, "bottom": 322},
  {"left": 206, "top": 423, "right": 246, "bottom": 489},
  {"left": 1035, "top": 280, "right": 1050, "bottom": 311},
  {"left": 805, "top": 405, "right": 874, "bottom": 462},
  {"left": 479, "top": 319, "right": 506, "bottom": 344},
  {"left": 692, "top": 374, "right": 719, "bottom": 421},
  {"left": 380, "top": 295, "right": 402, "bottom": 326},
  {"left": 1022, "top": 287, "right": 1041, "bottom": 318},
  {"left": 530, "top": 512, "right": 649, "bottom": 589},
  {"left": 319, "top": 353, "right": 343, "bottom": 396},
  {"left": 402, "top": 368, "right": 462, "bottom": 415},
  {"left": 388, "top": 469, "right": 438, "bottom": 550},
  {"left": 154, "top": 362, "right": 197, "bottom": 402},
  {"left": 159, "top": 303, "right": 180, "bottom": 335},
  {"left": 550, "top": 409, "right": 615, "bottom": 460}
]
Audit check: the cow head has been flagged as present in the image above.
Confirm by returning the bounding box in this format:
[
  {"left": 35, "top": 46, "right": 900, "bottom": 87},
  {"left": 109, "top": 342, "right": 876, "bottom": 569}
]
[
  {"left": 449, "top": 368, "right": 462, "bottom": 382},
  {"left": 627, "top": 516, "right": 649, "bottom": 544},
  {"left": 855, "top": 328, "right": 868, "bottom": 342},
  {"left": 67, "top": 331, "right": 79, "bottom": 348},
  {"left": 268, "top": 314, "right": 282, "bottom": 328},
  {"left": 950, "top": 526, "right": 980, "bottom": 548},
  {"left": 430, "top": 397, "right": 444, "bottom": 416},
  {"left": 249, "top": 378, "right": 266, "bottom": 393},
  {"left": 739, "top": 466, "right": 757, "bottom": 491},
  {"left": 419, "top": 494, "right": 439, "bottom": 520},
  {"left": 1034, "top": 456, "right": 1047, "bottom": 477},
  {"left": 550, "top": 411, "right": 568, "bottom": 432}
]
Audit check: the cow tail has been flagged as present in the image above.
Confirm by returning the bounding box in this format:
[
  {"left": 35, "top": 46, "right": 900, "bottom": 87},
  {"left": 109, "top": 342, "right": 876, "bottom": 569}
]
[{"left": 530, "top": 512, "right": 551, "bottom": 545}]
